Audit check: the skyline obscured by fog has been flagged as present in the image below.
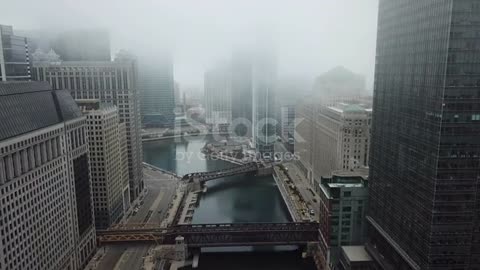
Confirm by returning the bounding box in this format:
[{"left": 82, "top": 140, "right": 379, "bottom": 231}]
[{"left": 1, "top": 0, "right": 379, "bottom": 90}]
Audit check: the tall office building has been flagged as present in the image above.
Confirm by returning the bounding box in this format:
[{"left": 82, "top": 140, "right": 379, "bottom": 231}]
[
  {"left": 32, "top": 54, "right": 144, "bottom": 202},
  {"left": 139, "top": 55, "right": 175, "bottom": 128},
  {"left": 280, "top": 105, "right": 295, "bottom": 151},
  {"left": 318, "top": 170, "right": 369, "bottom": 269},
  {"left": 367, "top": 1, "right": 480, "bottom": 269},
  {"left": 295, "top": 101, "right": 371, "bottom": 186},
  {"left": 204, "top": 64, "right": 232, "bottom": 129},
  {"left": 231, "top": 51, "right": 253, "bottom": 136},
  {"left": 0, "top": 25, "right": 31, "bottom": 81},
  {"left": 252, "top": 52, "right": 277, "bottom": 156},
  {"left": 51, "top": 30, "right": 111, "bottom": 61},
  {"left": 77, "top": 100, "right": 127, "bottom": 229},
  {"left": 313, "top": 66, "right": 366, "bottom": 105},
  {"left": 0, "top": 82, "right": 96, "bottom": 270}
]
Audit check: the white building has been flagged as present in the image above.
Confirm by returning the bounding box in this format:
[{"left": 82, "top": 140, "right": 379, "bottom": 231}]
[
  {"left": 204, "top": 64, "right": 232, "bottom": 129},
  {"left": 296, "top": 101, "right": 371, "bottom": 186},
  {"left": 77, "top": 100, "right": 127, "bottom": 229},
  {"left": 32, "top": 53, "right": 144, "bottom": 202},
  {"left": 0, "top": 82, "right": 96, "bottom": 270}
]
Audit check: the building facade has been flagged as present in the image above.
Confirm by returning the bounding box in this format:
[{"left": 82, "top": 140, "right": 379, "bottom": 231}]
[
  {"left": 0, "top": 82, "right": 96, "bottom": 270},
  {"left": 230, "top": 51, "right": 253, "bottom": 137},
  {"left": 367, "top": 1, "right": 480, "bottom": 269},
  {"left": 317, "top": 170, "right": 369, "bottom": 269},
  {"left": 32, "top": 55, "right": 144, "bottom": 202},
  {"left": 0, "top": 25, "right": 31, "bottom": 81},
  {"left": 78, "top": 100, "right": 126, "bottom": 229},
  {"left": 295, "top": 101, "right": 371, "bottom": 187},
  {"left": 280, "top": 105, "right": 295, "bottom": 144},
  {"left": 139, "top": 55, "right": 175, "bottom": 128},
  {"left": 204, "top": 64, "right": 232, "bottom": 129},
  {"left": 252, "top": 52, "right": 277, "bottom": 156},
  {"left": 312, "top": 66, "right": 366, "bottom": 105}
]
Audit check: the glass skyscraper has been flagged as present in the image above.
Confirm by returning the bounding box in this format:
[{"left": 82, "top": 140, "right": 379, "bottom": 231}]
[
  {"left": 139, "top": 54, "right": 175, "bottom": 128},
  {"left": 0, "top": 25, "right": 31, "bottom": 81},
  {"left": 367, "top": 1, "right": 480, "bottom": 269}
]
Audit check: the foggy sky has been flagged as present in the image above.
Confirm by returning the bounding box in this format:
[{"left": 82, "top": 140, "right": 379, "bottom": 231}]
[{"left": 1, "top": 0, "right": 379, "bottom": 90}]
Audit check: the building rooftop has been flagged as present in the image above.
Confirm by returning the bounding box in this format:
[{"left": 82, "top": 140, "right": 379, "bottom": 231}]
[
  {"left": 0, "top": 81, "right": 82, "bottom": 141},
  {"left": 320, "top": 169, "right": 369, "bottom": 199},
  {"left": 342, "top": 246, "right": 372, "bottom": 262}
]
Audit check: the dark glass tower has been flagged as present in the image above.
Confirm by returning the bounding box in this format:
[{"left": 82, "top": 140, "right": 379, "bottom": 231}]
[{"left": 367, "top": 1, "right": 480, "bottom": 270}]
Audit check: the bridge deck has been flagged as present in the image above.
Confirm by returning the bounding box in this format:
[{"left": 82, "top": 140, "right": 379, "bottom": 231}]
[
  {"left": 97, "top": 222, "right": 319, "bottom": 246},
  {"left": 182, "top": 162, "right": 259, "bottom": 183}
]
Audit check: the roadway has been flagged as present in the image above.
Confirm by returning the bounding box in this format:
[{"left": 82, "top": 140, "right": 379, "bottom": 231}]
[
  {"left": 283, "top": 163, "right": 320, "bottom": 221},
  {"left": 91, "top": 167, "right": 178, "bottom": 270}
]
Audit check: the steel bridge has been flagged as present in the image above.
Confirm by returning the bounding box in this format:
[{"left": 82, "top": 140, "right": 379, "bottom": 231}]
[
  {"left": 97, "top": 222, "right": 319, "bottom": 247},
  {"left": 181, "top": 162, "right": 259, "bottom": 183}
]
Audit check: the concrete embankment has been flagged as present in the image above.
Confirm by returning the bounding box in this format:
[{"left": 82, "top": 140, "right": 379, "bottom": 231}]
[{"left": 272, "top": 167, "right": 303, "bottom": 222}]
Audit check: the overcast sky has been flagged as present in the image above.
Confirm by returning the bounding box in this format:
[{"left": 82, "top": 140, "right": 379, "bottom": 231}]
[{"left": 1, "top": 0, "right": 379, "bottom": 90}]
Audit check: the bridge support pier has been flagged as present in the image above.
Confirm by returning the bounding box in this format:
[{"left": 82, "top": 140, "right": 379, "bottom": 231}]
[
  {"left": 175, "top": 236, "right": 188, "bottom": 261},
  {"left": 188, "top": 180, "right": 203, "bottom": 192}
]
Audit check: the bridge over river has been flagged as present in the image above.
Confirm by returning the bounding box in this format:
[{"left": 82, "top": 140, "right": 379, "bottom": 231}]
[{"left": 97, "top": 222, "right": 319, "bottom": 247}]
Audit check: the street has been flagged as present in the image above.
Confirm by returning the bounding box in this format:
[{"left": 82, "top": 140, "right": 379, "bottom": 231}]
[{"left": 91, "top": 167, "right": 178, "bottom": 270}]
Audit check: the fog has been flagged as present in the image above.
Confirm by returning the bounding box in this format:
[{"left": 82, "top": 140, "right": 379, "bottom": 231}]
[{"left": 1, "top": 0, "right": 379, "bottom": 90}]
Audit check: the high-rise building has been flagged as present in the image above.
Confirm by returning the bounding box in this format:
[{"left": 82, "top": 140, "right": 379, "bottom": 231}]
[
  {"left": 367, "top": 1, "right": 480, "bottom": 269},
  {"left": 0, "top": 82, "right": 96, "bottom": 270},
  {"left": 0, "top": 25, "right": 31, "bottom": 81},
  {"left": 139, "top": 55, "right": 175, "bottom": 128},
  {"left": 32, "top": 53, "right": 144, "bottom": 202},
  {"left": 252, "top": 52, "right": 277, "bottom": 156},
  {"left": 230, "top": 51, "right": 253, "bottom": 137},
  {"left": 295, "top": 101, "right": 371, "bottom": 186},
  {"left": 51, "top": 30, "right": 111, "bottom": 61},
  {"left": 204, "top": 64, "right": 232, "bottom": 129},
  {"left": 313, "top": 66, "right": 366, "bottom": 105},
  {"left": 77, "top": 100, "right": 127, "bottom": 229},
  {"left": 280, "top": 105, "right": 295, "bottom": 151},
  {"left": 317, "top": 169, "right": 369, "bottom": 269}
]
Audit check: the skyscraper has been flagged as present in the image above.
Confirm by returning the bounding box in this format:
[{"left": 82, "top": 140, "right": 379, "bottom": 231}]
[
  {"left": 0, "top": 82, "right": 96, "bottom": 270},
  {"left": 252, "top": 51, "right": 277, "bottom": 156},
  {"left": 77, "top": 100, "right": 127, "bottom": 229},
  {"left": 204, "top": 64, "right": 232, "bottom": 129},
  {"left": 367, "top": 1, "right": 480, "bottom": 269},
  {"left": 231, "top": 51, "right": 253, "bottom": 136},
  {"left": 32, "top": 53, "right": 144, "bottom": 202},
  {"left": 0, "top": 25, "right": 31, "bottom": 81},
  {"left": 139, "top": 54, "right": 175, "bottom": 128}
]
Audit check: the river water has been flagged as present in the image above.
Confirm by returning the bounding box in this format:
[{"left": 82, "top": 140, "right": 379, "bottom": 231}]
[{"left": 143, "top": 136, "right": 315, "bottom": 270}]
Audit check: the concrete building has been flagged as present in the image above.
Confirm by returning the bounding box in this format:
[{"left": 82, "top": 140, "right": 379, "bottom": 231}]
[
  {"left": 337, "top": 246, "right": 373, "bottom": 270},
  {"left": 204, "top": 64, "right": 232, "bottom": 130},
  {"left": 367, "top": 1, "right": 480, "bottom": 269},
  {"left": 0, "top": 25, "right": 31, "bottom": 81},
  {"left": 139, "top": 55, "right": 175, "bottom": 128},
  {"left": 77, "top": 100, "right": 126, "bottom": 229},
  {"left": 280, "top": 105, "right": 295, "bottom": 151},
  {"left": 31, "top": 53, "right": 144, "bottom": 202},
  {"left": 318, "top": 170, "right": 369, "bottom": 270},
  {"left": 295, "top": 101, "right": 371, "bottom": 186},
  {"left": 230, "top": 51, "right": 253, "bottom": 137},
  {"left": 0, "top": 82, "right": 96, "bottom": 270},
  {"left": 313, "top": 67, "right": 366, "bottom": 105}
]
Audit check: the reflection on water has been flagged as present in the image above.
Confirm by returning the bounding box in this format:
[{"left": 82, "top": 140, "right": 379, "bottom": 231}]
[
  {"left": 143, "top": 137, "right": 314, "bottom": 270},
  {"left": 143, "top": 136, "right": 291, "bottom": 224}
]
